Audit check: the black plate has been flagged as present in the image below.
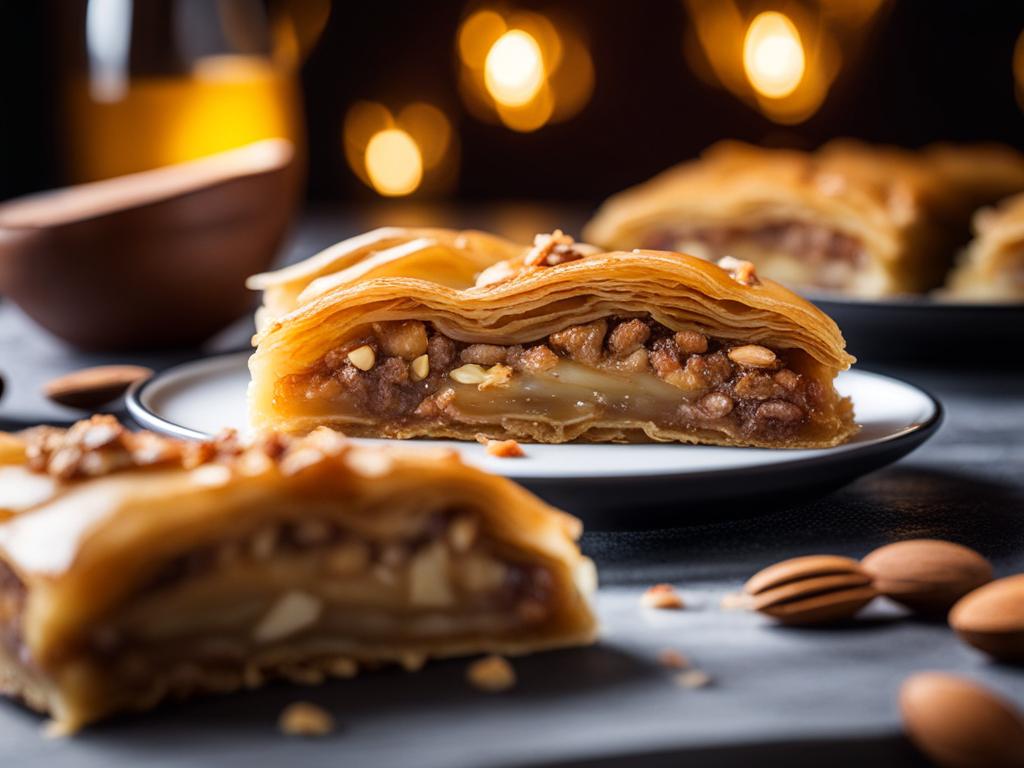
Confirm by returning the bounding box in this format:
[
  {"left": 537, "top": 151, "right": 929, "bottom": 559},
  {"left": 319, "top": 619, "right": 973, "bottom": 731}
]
[{"left": 807, "top": 293, "right": 1024, "bottom": 366}]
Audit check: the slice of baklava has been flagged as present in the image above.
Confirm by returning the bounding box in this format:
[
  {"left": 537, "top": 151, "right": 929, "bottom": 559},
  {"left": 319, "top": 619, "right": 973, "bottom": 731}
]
[
  {"left": 583, "top": 141, "right": 1024, "bottom": 297},
  {"left": 0, "top": 417, "right": 597, "bottom": 731},
  {"left": 249, "top": 229, "right": 857, "bottom": 448},
  {"left": 946, "top": 193, "right": 1024, "bottom": 301}
]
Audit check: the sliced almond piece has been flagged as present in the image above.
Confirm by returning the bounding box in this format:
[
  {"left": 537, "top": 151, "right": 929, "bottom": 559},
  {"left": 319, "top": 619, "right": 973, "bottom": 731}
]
[
  {"left": 253, "top": 590, "right": 322, "bottom": 643},
  {"left": 43, "top": 365, "right": 153, "bottom": 410},
  {"left": 727, "top": 345, "right": 776, "bottom": 368}
]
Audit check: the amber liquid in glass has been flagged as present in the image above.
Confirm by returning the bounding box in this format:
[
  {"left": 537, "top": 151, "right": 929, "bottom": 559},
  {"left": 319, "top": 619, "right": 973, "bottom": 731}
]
[{"left": 65, "top": 55, "right": 301, "bottom": 183}]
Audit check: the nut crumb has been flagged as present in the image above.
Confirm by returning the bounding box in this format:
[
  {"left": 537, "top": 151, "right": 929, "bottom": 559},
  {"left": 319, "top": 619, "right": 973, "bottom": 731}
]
[
  {"left": 657, "top": 649, "right": 691, "bottom": 670},
  {"left": 720, "top": 591, "right": 754, "bottom": 611},
  {"left": 641, "top": 583, "right": 685, "bottom": 610},
  {"left": 525, "top": 229, "right": 584, "bottom": 267},
  {"left": 278, "top": 701, "right": 335, "bottom": 736},
  {"left": 476, "top": 434, "right": 526, "bottom": 458},
  {"left": 674, "top": 669, "right": 713, "bottom": 689},
  {"left": 717, "top": 255, "right": 760, "bottom": 286},
  {"left": 467, "top": 655, "right": 516, "bottom": 692}
]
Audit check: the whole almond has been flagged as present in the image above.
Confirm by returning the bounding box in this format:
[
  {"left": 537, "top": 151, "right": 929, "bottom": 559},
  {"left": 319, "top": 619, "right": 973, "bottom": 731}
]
[
  {"left": 950, "top": 574, "right": 1024, "bottom": 662},
  {"left": 744, "top": 554, "right": 877, "bottom": 625},
  {"left": 900, "top": 672, "right": 1024, "bottom": 768},
  {"left": 43, "top": 365, "right": 153, "bottom": 410},
  {"left": 862, "top": 539, "right": 992, "bottom": 615}
]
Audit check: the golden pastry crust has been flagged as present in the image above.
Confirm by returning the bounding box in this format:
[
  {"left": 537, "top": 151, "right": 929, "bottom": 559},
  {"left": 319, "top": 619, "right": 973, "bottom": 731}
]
[
  {"left": 247, "top": 227, "right": 534, "bottom": 325},
  {"left": 249, "top": 228, "right": 857, "bottom": 449},
  {"left": 0, "top": 417, "right": 596, "bottom": 731},
  {"left": 584, "top": 140, "right": 1024, "bottom": 298},
  {"left": 946, "top": 192, "right": 1024, "bottom": 301}
]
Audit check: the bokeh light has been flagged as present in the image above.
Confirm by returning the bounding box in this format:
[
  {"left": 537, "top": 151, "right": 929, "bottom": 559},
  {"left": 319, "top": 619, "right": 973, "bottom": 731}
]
[
  {"left": 457, "top": 8, "right": 593, "bottom": 133},
  {"left": 485, "top": 30, "right": 545, "bottom": 107},
  {"left": 344, "top": 101, "right": 456, "bottom": 197},
  {"left": 365, "top": 129, "right": 422, "bottom": 197},
  {"left": 683, "top": 0, "right": 883, "bottom": 125},
  {"left": 743, "top": 12, "right": 805, "bottom": 99}
]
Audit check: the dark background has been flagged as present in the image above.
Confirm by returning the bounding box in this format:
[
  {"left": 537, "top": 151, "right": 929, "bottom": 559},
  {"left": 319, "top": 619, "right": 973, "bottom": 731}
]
[{"left": 2, "top": 0, "right": 1023, "bottom": 204}]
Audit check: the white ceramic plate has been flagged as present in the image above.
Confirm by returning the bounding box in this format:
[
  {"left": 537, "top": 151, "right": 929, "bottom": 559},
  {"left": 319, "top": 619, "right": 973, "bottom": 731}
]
[{"left": 127, "top": 352, "right": 942, "bottom": 525}]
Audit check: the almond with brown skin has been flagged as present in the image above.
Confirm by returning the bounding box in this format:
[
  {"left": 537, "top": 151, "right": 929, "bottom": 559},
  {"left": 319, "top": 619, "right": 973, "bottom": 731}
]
[
  {"left": 43, "top": 365, "right": 153, "bottom": 410},
  {"left": 862, "top": 539, "right": 993, "bottom": 615},
  {"left": 744, "top": 554, "right": 877, "bottom": 625},
  {"left": 950, "top": 574, "right": 1024, "bottom": 662},
  {"left": 900, "top": 672, "right": 1024, "bottom": 768}
]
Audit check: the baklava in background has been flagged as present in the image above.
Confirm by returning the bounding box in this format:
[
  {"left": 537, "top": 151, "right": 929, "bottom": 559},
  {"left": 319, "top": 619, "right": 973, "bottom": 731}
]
[{"left": 584, "top": 141, "right": 1024, "bottom": 299}]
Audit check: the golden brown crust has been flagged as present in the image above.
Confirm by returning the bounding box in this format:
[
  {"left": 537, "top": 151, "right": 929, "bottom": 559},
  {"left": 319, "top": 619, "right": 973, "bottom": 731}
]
[
  {"left": 247, "top": 227, "right": 533, "bottom": 324},
  {"left": 249, "top": 228, "right": 856, "bottom": 448}
]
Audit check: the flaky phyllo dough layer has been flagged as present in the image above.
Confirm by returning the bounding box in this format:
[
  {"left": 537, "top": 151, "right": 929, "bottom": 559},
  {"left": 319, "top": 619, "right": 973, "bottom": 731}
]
[
  {"left": 0, "top": 417, "right": 596, "bottom": 731},
  {"left": 249, "top": 228, "right": 857, "bottom": 448}
]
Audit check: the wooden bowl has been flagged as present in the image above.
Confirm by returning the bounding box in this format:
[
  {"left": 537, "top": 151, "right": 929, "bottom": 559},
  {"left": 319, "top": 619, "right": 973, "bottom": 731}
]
[{"left": 0, "top": 139, "right": 295, "bottom": 351}]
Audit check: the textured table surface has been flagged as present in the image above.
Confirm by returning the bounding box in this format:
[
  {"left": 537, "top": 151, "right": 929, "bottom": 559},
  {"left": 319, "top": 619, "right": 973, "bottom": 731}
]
[{"left": 1, "top": 207, "right": 1022, "bottom": 767}]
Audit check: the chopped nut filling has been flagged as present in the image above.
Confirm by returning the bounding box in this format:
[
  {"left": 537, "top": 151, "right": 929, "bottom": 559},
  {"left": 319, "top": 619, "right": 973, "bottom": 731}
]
[
  {"left": 283, "top": 313, "right": 826, "bottom": 443},
  {"left": 55, "top": 510, "right": 557, "bottom": 680},
  {"left": 644, "top": 223, "right": 865, "bottom": 289}
]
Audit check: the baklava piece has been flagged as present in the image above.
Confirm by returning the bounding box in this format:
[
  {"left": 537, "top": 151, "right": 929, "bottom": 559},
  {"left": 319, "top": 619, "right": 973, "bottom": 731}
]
[
  {"left": 946, "top": 193, "right": 1024, "bottom": 301},
  {"left": 249, "top": 228, "right": 857, "bottom": 448},
  {"left": 584, "top": 141, "right": 1024, "bottom": 298},
  {"left": 0, "top": 417, "right": 597, "bottom": 731}
]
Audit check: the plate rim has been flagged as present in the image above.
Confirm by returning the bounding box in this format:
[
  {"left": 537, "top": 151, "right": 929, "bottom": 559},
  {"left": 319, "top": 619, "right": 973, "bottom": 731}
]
[
  {"left": 126, "top": 351, "right": 944, "bottom": 486},
  {"left": 803, "top": 290, "right": 1024, "bottom": 313}
]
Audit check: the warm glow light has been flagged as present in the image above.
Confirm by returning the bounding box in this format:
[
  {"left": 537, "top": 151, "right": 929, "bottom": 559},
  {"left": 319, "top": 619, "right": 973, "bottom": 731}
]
[
  {"left": 459, "top": 9, "right": 506, "bottom": 68},
  {"left": 484, "top": 30, "right": 545, "bottom": 107},
  {"left": 364, "top": 128, "right": 423, "bottom": 196},
  {"left": 397, "top": 102, "right": 451, "bottom": 169},
  {"left": 743, "top": 12, "right": 806, "bottom": 99},
  {"left": 457, "top": 9, "right": 593, "bottom": 132}
]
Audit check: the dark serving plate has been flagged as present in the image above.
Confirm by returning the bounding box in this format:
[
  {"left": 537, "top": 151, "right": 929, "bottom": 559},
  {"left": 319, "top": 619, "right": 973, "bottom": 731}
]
[{"left": 807, "top": 293, "right": 1024, "bottom": 367}]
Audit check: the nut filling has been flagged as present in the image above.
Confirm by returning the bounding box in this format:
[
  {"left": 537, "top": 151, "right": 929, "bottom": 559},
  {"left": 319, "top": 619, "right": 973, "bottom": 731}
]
[
  {"left": 284, "top": 316, "right": 828, "bottom": 442},
  {"left": 0, "top": 512, "right": 553, "bottom": 689},
  {"left": 643, "top": 223, "right": 866, "bottom": 289}
]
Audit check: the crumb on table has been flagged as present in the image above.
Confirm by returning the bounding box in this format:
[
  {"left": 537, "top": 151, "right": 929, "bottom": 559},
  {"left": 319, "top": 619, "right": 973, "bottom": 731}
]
[
  {"left": 476, "top": 434, "right": 526, "bottom": 458},
  {"left": 467, "top": 654, "right": 517, "bottom": 692},
  {"left": 278, "top": 701, "right": 335, "bottom": 736},
  {"left": 641, "top": 583, "right": 685, "bottom": 610}
]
